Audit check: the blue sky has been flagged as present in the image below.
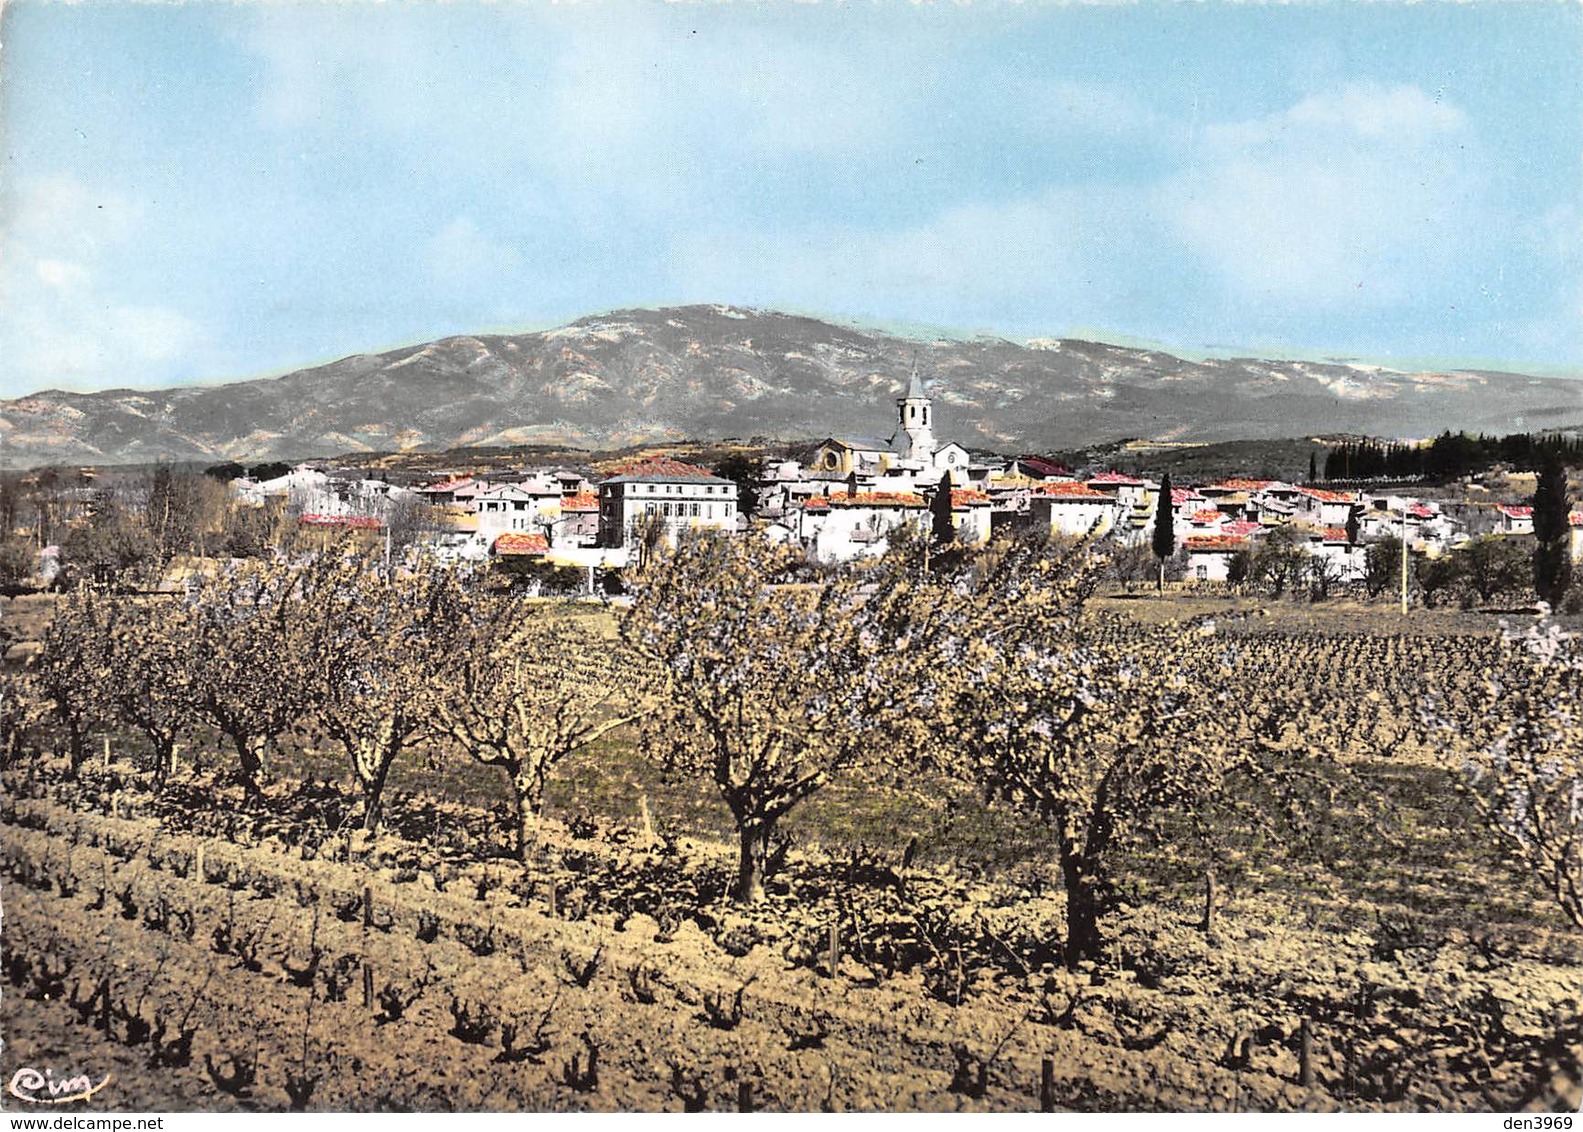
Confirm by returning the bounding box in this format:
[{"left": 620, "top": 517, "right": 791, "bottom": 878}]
[{"left": 2, "top": 1, "right": 1580, "bottom": 399}]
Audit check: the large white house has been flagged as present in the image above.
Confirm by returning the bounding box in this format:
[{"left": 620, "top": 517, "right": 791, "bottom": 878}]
[{"left": 597, "top": 457, "right": 738, "bottom": 549}]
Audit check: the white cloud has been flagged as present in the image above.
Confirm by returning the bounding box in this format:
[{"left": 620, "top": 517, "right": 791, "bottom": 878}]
[
  {"left": 0, "top": 176, "right": 206, "bottom": 395},
  {"left": 670, "top": 185, "right": 1146, "bottom": 329},
  {"left": 1162, "top": 83, "right": 1476, "bottom": 309}
]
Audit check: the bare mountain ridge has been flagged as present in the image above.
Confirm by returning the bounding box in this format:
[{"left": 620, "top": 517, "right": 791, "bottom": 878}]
[{"left": 2, "top": 304, "right": 1579, "bottom": 467}]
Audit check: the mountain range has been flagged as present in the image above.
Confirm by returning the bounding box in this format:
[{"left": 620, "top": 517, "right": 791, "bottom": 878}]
[{"left": 3, "top": 304, "right": 1580, "bottom": 468}]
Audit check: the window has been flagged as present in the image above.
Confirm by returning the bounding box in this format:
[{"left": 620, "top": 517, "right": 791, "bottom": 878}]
[
  {"left": 690, "top": 502, "right": 699, "bottom": 517},
  {"left": 663, "top": 502, "right": 673, "bottom": 517},
  {"left": 1196, "top": 564, "right": 1208, "bottom": 580}
]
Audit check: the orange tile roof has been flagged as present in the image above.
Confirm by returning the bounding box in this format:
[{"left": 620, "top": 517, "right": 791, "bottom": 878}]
[
  {"left": 493, "top": 532, "right": 550, "bottom": 556},
  {"left": 1319, "top": 527, "right": 1352, "bottom": 543},
  {"left": 1087, "top": 471, "right": 1145, "bottom": 486},
  {"left": 950, "top": 488, "right": 991, "bottom": 508},
  {"left": 561, "top": 492, "right": 599, "bottom": 512},
  {"left": 1189, "top": 508, "right": 1223, "bottom": 523},
  {"left": 1220, "top": 520, "right": 1263, "bottom": 538}
]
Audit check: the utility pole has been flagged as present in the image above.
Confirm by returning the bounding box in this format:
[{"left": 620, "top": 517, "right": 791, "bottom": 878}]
[{"left": 1400, "top": 509, "right": 1410, "bottom": 615}]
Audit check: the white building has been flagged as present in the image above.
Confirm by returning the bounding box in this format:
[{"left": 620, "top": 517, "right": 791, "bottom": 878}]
[
  {"left": 1029, "top": 482, "right": 1121, "bottom": 539},
  {"left": 597, "top": 457, "right": 738, "bottom": 549},
  {"left": 798, "top": 490, "right": 929, "bottom": 564}
]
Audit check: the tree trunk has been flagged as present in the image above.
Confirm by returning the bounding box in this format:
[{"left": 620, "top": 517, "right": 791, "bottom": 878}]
[
  {"left": 508, "top": 764, "right": 543, "bottom": 863},
  {"left": 231, "top": 733, "right": 268, "bottom": 797},
  {"left": 64, "top": 718, "right": 88, "bottom": 778},
  {"left": 1061, "top": 855, "right": 1103, "bottom": 968},
  {"left": 360, "top": 748, "right": 395, "bottom": 834},
  {"left": 152, "top": 737, "right": 177, "bottom": 790},
  {"left": 735, "top": 820, "right": 771, "bottom": 905}
]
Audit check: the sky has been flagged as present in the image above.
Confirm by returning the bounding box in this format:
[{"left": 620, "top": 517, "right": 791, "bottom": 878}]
[{"left": 2, "top": 1, "right": 1580, "bottom": 401}]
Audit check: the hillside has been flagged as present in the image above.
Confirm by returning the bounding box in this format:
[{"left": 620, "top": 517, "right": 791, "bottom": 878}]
[{"left": 2, "top": 305, "right": 1580, "bottom": 468}]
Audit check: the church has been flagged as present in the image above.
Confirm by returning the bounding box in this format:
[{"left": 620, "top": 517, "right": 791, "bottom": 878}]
[{"left": 806, "top": 370, "right": 972, "bottom": 490}]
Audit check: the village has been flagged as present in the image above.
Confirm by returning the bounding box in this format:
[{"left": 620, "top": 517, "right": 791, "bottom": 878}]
[{"left": 217, "top": 374, "right": 1581, "bottom": 601}]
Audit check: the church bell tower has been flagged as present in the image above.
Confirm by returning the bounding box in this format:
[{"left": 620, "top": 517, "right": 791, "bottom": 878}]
[{"left": 896, "top": 366, "right": 935, "bottom": 463}]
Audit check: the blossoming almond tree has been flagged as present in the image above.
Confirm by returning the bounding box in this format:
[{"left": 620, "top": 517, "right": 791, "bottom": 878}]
[
  {"left": 904, "top": 534, "right": 1242, "bottom": 965},
  {"left": 186, "top": 558, "right": 326, "bottom": 796},
  {"left": 622, "top": 532, "right": 932, "bottom": 904},
  {"left": 435, "top": 595, "right": 647, "bottom": 860},
  {"left": 1429, "top": 618, "right": 1583, "bottom": 928},
  {"left": 306, "top": 556, "right": 469, "bottom": 835},
  {"left": 102, "top": 595, "right": 200, "bottom": 788}
]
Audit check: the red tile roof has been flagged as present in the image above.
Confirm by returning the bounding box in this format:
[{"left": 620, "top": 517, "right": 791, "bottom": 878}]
[
  {"left": 299, "top": 513, "right": 383, "bottom": 529},
  {"left": 605, "top": 456, "right": 722, "bottom": 480},
  {"left": 1185, "top": 535, "right": 1248, "bottom": 552},
  {"left": 1189, "top": 508, "right": 1223, "bottom": 524},
  {"left": 493, "top": 532, "right": 550, "bottom": 556},
  {"left": 1406, "top": 503, "right": 1434, "bottom": 518},
  {"left": 1298, "top": 487, "right": 1357, "bottom": 503},
  {"left": 1571, "top": 511, "right": 1583, "bottom": 527},
  {"left": 1171, "top": 488, "right": 1204, "bottom": 506},
  {"left": 1220, "top": 520, "right": 1263, "bottom": 538},
  {"left": 950, "top": 488, "right": 991, "bottom": 508},
  {"left": 1207, "top": 478, "right": 1274, "bottom": 492},
  {"left": 1016, "top": 455, "right": 1072, "bottom": 478},
  {"left": 1087, "top": 471, "right": 1145, "bottom": 486},
  {"left": 1497, "top": 504, "right": 1534, "bottom": 519},
  {"left": 1318, "top": 527, "right": 1352, "bottom": 543},
  {"left": 561, "top": 492, "right": 599, "bottom": 512},
  {"left": 1034, "top": 482, "right": 1111, "bottom": 501},
  {"left": 826, "top": 491, "right": 927, "bottom": 509}
]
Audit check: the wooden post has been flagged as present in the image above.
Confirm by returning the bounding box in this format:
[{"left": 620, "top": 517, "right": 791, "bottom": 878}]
[
  {"left": 103, "top": 737, "right": 112, "bottom": 769},
  {"left": 362, "top": 961, "right": 375, "bottom": 1011},
  {"left": 547, "top": 882, "right": 557, "bottom": 919},
  {"left": 363, "top": 884, "right": 374, "bottom": 930},
  {"left": 1299, "top": 1018, "right": 1315, "bottom": 1087},
  {"left": 109, "top": 791, "right": 120, "bottom": 819},
  {"left": 195, "top": 845, "right": 205, "bottom": 884},
  {"left": 827, "top": 920, "right": 840, "bottom": 979},
  {"left": 737, "top": 1080, "right": 753, "bottom": 1113},
  {"left": 639, "top": 794, "right": 655, "bottom": 844},
  {"left": 1040, "top": 1059, "right": 1056, "bottom": 1112},
  {"left": 1200, "top": 866, "right": 1218, "bottom": 943}
]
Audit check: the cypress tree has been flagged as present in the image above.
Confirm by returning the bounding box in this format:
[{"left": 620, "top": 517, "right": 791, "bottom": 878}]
[
  {"left": 931, "top": 473, "right": 956, "bottom": 545},
  {"left": 1308, "top": 451, "right": 1318, "bottom": 484},
  {"left": 1152, "top": 473, "right": 1174, "bottom": 590},
  {"left": 1532, "top": 460, "right": 1571, "bottom": 606}
]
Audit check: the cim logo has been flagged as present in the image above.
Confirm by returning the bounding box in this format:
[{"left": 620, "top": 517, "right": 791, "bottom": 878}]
[{"left": 8, "top": 1066, "right": 112, "bottom": 1105}]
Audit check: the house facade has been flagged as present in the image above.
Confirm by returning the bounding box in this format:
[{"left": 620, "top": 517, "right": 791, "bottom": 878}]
[{"left": 597, "top": 457, "right": 738, "bottom": 549}]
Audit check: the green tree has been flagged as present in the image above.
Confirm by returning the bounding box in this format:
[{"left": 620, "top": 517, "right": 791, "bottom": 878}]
[
  {"left": 1455, "top": 536, "right": 1528, "bottom": 603},
  {"left": 1151, "top": 473, "right": 1174, "bottom": 590},
  {"left": 1532, "top": 461, "right": 1571, "bottom": 606},
  {"left": 1364, "top": 537, "right": 1403, "bottom": 599},
  {"left": 0, "top": 537, "right": 36, "bottom": 592},
  {"left": 711, "top": 453, "right": 761, "bottom": 518},
  {"left": 60, "top": 496, "right": 156, "bottom": 589},
  {"left": 1251, "top": 525, "right": 1305, "bottom": 597}
]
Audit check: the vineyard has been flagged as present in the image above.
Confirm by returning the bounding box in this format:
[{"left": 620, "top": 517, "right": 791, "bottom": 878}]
[{"left": 3, "top": 535, "right": 1582, "bottom": 1112}]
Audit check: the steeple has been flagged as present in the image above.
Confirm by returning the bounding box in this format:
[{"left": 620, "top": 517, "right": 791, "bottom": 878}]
[{"left": 896, "top": 362, "right": 935, "bottom": 463}]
